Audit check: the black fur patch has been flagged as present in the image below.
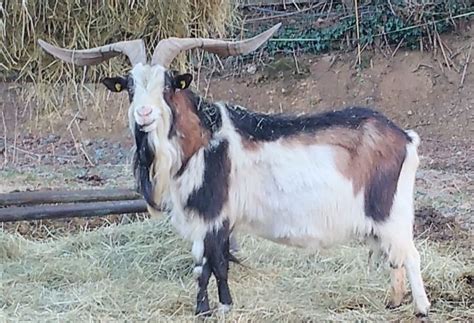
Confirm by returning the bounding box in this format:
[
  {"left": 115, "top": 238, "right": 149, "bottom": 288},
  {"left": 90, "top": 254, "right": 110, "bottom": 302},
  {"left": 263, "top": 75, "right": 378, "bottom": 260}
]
[
  {"left": 133, "top": 124, "right": 160, "bottom": 210},
  {"left": 365, "top": 147, "right": 406, "bottom": 222},
  {"left": 196, "top": 98, "right": 222, "bottom": 133},
  {"left": 227, "top": 105, "right": 412, "bottom": 142},
  {"left": 185, "top": 140, "right": 230, "bottom": 220},
  {"left": 183, "top": 92, "right": 222, "bottom": 133}
]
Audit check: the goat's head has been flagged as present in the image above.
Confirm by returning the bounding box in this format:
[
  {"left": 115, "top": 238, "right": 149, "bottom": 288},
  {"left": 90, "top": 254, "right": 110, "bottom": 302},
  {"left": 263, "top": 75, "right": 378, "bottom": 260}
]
[{"left": 38, "top": 24, "right": 281, "bottom": 136}]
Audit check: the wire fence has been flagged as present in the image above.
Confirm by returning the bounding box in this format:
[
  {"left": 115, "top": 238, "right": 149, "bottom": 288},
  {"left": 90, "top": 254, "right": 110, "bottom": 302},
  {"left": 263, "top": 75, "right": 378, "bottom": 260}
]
[{"left": 240, "top": 0, "right": 473, "bottom": 55}]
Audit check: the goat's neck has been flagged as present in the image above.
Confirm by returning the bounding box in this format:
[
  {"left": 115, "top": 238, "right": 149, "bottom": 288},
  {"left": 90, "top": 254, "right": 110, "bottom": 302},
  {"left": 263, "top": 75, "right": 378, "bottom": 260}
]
[{"left": 166, "top": 90, "right": 212, "bottom": 172}]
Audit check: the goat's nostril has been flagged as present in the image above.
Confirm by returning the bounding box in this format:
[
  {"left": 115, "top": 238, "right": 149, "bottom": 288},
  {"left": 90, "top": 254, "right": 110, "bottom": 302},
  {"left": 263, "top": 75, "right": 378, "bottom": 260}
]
[{"left": 138, "top": 106, "right": 153, "bottom": 117}]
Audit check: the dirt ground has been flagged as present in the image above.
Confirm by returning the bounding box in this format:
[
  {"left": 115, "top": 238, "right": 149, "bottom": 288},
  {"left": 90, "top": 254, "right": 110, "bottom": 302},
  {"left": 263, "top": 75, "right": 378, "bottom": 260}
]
[{"left": 0, "top": 25, "right": 473, "bottom": 321}]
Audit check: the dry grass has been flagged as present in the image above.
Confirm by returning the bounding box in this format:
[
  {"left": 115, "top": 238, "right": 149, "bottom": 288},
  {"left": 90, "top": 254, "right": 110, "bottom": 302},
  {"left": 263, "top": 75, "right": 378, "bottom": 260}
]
[{"left": 1, "top": 217, "right": 472, "bottom": 322}]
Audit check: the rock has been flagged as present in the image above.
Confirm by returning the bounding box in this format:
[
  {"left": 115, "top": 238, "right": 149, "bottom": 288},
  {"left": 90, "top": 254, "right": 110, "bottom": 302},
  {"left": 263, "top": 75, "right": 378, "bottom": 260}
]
[
  {"left": 246, "top": 64, "right": 257, "bottom": 75},
  {"left": 43, "top": 134, "right": 60, "bottom": 144}
]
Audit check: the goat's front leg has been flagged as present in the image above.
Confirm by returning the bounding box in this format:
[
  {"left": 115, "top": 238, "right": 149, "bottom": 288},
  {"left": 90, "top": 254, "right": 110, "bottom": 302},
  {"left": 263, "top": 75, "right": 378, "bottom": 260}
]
[
  {"left": 208, "top": 224, "right": 233, "bottom": 312},
  {"left": 192, "top": 240, "right": 212, "bottom": 316},
  {"left": 192, "top": 221, "right": 233, "bottom": 316}
]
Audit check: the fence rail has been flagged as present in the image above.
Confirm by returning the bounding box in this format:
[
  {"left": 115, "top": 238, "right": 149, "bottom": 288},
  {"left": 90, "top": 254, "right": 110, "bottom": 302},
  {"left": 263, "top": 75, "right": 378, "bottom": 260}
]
[{"left": 0, "top": 189, "right": 150, "bottom": 222}]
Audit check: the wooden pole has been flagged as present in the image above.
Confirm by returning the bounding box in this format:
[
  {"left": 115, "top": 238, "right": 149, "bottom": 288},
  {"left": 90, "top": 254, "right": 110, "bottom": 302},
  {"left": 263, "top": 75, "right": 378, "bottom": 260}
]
[
  {"left": 0, "top": 200, "right": 149, "bottom": 222},
  {"left": 0, "top": 189, "right": 142, "bottom": 206}
]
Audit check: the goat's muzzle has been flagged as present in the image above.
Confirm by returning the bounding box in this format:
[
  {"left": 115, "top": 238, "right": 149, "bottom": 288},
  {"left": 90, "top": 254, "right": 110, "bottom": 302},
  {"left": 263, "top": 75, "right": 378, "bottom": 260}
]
[{"left": 135, "top": 106, "right": 158, "bottom": 132}]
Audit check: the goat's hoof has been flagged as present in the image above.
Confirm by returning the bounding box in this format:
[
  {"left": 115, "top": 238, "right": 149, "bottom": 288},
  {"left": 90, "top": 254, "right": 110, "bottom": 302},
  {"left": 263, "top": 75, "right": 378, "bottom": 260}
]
[
  {"left": 414, "top": 299, "right": 431, "bottom": 320},
  {"left": 195, "top": 310, "right": 212, "bottom": 318},
  {"left": 386, "top": 301, "right": 402, "bottom": 309},
  {"left": 415, "top": 312, "right": 429, "bottom": 318},
  {"left": 195, "top": 303, "right": 211, "bottom": 317},
  {"left": 217, "top": 303, "right": 232, "bottom": 314},
  {"left": 414, "top": 312, "right": 430, "bottom": 322},
  {"left": 385, "top": 302, "right": 401, "bottom": 310}
]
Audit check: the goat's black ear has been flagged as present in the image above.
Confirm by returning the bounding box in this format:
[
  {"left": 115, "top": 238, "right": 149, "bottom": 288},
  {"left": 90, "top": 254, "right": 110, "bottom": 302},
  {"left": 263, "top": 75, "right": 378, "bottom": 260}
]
[
  {"left": 174, "top": 73, "right": 193, "bottom": 90},
  {"left": 102, "top": 77, "right": 127, "bottom": 93}
]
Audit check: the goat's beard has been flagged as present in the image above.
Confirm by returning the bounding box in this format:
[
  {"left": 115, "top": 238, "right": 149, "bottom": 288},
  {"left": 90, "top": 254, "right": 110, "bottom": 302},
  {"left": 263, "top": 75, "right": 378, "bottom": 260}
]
[{"left": 148, "top": 107, "right": 181, "bottom": 207}]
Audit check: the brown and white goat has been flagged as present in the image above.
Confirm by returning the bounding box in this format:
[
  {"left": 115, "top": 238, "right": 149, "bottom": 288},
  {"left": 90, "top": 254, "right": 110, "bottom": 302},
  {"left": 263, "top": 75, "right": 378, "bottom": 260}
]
[{"left": 38, "top": 23, "right": 430, "bottom": 317}]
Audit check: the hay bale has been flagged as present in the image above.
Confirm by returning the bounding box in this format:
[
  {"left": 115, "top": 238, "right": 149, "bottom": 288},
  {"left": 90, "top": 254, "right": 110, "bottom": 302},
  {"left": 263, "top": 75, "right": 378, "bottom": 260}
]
[{"left": 1, "top": 0, "right": 239, "bottom": 83}]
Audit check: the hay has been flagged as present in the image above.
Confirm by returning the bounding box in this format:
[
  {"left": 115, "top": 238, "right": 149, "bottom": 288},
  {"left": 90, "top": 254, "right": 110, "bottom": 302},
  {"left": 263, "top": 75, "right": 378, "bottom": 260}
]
[
  {"left": 1, "top": 0, "right": 239, "bottom": 83},
  {"left": 1, "top": 218, "right": 472, "bottom": 321}
]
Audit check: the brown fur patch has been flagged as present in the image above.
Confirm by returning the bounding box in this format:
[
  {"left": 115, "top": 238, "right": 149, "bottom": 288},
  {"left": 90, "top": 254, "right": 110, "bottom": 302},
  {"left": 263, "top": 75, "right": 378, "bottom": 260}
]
[
  {"left": 282, "top": 118, "right": 409, "bottom": 221},
  {"left": 164, "top": 89, "right": 210, "bottom": 167},
  {"left": 388, "top": 266, "right": 407, "bottom": 308},
  {"left": 241, "top": 138, "right": 261, "bottom": 151}
]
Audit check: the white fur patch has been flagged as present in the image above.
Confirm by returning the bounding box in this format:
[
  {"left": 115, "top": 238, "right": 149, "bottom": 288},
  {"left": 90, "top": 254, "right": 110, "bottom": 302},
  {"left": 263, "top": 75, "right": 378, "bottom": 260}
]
[
  {"left": 217, "top": 303, "right": 232, "bottom": 314},
  {"left": 193, "top": 266, "right": 203, "bottom": 279},
  {"left": 191, "top": 240, "right": 204, "bottom": 264},
  {"left": 192, "top": 257, "right": 207, "bottom": 279}
]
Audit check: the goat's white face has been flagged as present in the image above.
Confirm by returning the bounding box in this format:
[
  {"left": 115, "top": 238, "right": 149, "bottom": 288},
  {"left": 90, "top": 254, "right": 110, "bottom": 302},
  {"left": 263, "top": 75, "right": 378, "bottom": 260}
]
[
  {"left": 102, "top": 64, "right": 168, "bottom": 133},
  {"left": 101, "top": 64, "right": 192, "bottom": 134},
  {"left": 128, "top": 64, "right": 168, "bottom": 133}
]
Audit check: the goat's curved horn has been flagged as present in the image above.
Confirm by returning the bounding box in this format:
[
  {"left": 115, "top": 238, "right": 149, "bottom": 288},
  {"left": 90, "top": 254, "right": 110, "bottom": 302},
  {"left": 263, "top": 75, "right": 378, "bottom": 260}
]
[
  {"left": 151, "top": 23, "right": 281, "bottom": 67},
  {"left": 37, "top": 39, "right": 147, "bottom": 66}
]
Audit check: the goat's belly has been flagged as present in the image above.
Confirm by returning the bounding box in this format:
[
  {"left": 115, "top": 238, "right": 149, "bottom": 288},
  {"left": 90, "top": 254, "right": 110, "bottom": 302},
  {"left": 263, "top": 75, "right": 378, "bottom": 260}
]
[{"left": 231, "top": 145, "right": 373, "bottom": 249}]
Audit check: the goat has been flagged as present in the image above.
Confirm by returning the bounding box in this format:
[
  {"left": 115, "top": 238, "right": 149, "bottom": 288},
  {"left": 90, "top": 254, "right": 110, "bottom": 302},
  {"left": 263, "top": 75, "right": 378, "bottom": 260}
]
[{"left": 38, "top": 23, "right": 430, "bottom": 317}]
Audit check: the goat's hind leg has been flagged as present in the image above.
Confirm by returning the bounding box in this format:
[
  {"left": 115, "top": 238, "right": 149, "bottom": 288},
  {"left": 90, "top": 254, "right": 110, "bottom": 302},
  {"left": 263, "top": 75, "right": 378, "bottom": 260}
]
[
  {"left": 379, "top": 232, "right": 430, "bottom": 316},
  {"left": 404, "top": 242, "right": 430, "bottom": 317}
]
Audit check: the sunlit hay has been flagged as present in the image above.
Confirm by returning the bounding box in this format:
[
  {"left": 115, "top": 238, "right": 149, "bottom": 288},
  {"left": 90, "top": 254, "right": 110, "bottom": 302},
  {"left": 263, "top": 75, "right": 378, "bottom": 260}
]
[
  {"left": 1, "top": 219, "right": 472, "bottom": 321},
  {"left": 2, "top": 0, "right": 239, "bottom": 117}
]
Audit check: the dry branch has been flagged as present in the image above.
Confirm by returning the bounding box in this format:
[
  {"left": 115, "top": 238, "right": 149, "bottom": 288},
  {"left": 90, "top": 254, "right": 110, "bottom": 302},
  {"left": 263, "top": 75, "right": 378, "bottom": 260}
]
[
  {"left": 0, "top": 200, "right": 148, "bottom": 222},
  {"left": 460, "top": 43, "right": 472, "bottom": 87}
]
